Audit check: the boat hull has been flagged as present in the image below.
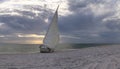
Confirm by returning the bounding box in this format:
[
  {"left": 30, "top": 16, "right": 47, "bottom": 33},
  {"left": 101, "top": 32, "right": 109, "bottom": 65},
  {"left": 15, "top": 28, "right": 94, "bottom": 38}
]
[{"left": 39, "top": 45, "right": 54, "bottom": 53}]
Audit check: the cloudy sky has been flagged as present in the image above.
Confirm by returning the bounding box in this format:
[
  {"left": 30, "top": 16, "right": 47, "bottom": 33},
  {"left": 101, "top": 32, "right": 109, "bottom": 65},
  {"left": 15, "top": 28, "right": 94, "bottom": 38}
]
[{"left": 0, "top": 0, "right": 120, "bottom": 44}]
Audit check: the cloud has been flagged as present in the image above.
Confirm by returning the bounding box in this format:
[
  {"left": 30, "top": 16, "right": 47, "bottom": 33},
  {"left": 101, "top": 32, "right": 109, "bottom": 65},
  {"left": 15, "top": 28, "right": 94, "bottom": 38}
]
[
  {"left": 0, "top": 0, "right": 8, "bottom": 3},
  {"left": 0, "top": 0, "right": 69, "bottom": 44},
  {"left": 0, "top": 0, "right": 120, "bottom": 43},
  {"left": 58, "top": 0, "right": 120, "bottom": 43}
]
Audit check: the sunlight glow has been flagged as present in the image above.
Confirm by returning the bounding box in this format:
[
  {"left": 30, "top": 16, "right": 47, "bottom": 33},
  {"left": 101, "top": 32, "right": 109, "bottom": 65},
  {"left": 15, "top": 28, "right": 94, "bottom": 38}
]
[
  {"left": 28, "top": 40, "right": 43, "bottom": 44},
  {"left": 5, "top": 39, "right": 43, "bottom": 44},
  {"left": 0, "top": 23, "right": 4, "bottom": 26},
  {"left": 17, "top": 34, "right": 45, "bottom": 38},
  {"left": 0, "top": 35, "right": 5, "bottom": 37},
  {"left": 0, "top": 12, "right": 21, "bottom": 16}
]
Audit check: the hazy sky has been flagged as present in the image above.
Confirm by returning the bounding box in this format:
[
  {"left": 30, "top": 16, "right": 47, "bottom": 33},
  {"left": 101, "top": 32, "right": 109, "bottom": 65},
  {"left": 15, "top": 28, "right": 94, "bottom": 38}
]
[{"left": 0, "top": 0, "right": 120, "bottom": 44}]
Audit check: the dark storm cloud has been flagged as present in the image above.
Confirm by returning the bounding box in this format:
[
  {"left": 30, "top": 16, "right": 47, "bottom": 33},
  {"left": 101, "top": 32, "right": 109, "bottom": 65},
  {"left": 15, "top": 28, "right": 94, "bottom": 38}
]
[
  {"left": 68, "top": 0, "right": 87, "bottom": 11},
  {"left": 0, "top": 15, "right": 44, "bottom": 34},
  {"left": 105, "top": 20, "right": 120, "bottom": 31},
  {"left": 59, "top": 0, "right": 120, "bottom": 43},
  {"left": 59, "top": 12, "right": 95, "bottom": 32}
]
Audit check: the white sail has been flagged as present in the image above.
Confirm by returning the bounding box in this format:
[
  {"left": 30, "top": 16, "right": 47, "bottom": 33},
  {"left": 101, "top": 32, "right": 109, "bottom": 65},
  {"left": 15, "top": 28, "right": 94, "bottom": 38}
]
[{"left": 43, "top": 6, "right": 59, "bottom": 49}]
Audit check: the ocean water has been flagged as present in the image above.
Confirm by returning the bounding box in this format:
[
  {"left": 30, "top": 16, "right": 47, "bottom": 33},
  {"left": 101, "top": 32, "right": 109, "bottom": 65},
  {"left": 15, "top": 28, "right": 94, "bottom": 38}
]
[
  {"left": 0, "top": 43, "right": 117, "bottom": 54},
  {"left": 0, "top": 43, "right": 40, "bottom": 54}
]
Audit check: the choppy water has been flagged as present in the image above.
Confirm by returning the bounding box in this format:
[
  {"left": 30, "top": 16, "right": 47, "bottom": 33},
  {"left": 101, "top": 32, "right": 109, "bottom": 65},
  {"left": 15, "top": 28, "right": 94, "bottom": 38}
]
[{"left": 0, "top": 43, "right": 117, "bottom": 54}]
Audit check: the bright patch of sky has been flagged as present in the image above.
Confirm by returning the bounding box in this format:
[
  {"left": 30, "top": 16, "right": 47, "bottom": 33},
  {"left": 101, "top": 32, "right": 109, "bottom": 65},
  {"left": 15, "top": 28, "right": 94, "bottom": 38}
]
[{"left": 0, "top": 0, "right": 71, "bottom": 16}]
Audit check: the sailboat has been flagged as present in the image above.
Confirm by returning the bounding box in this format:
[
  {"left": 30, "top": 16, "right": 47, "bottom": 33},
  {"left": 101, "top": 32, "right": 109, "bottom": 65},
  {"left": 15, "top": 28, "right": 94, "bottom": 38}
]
[{"left": 39, "top": 6, "right": 59, "bottom": 53}]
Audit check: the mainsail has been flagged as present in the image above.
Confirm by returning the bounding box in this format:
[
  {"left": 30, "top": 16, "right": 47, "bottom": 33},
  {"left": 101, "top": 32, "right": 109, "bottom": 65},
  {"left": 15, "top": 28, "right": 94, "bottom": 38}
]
[{"left": 43, "top": 6, "right": 59, "bottom": 49}]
